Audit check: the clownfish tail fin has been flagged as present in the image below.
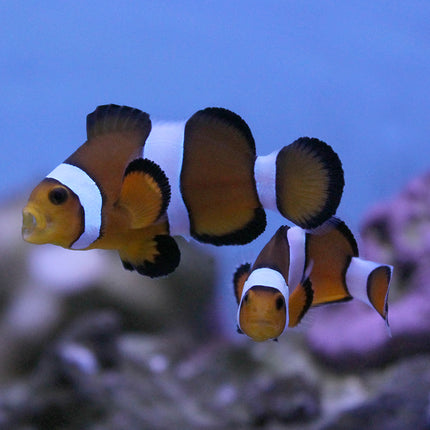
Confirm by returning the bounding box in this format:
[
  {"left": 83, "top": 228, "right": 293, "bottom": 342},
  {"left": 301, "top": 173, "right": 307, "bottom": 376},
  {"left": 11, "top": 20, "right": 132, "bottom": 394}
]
[
  {"left": 346, "top": 257, "right": 393, "bottom": 332},
  {"left": 275, "top": 137, "right": 344, "bottom": 229},
  {"left": 367, "top": 264, "right": 393, "bottom": 332},
  {"left": 233, "top": 263, "right": 251, "bottom": 304},
  {"left": 117, "top": 158, "right": 171, "bottom": 229},
  {"left": 288, "top": 277, "right": 314, "bottom": 328},
  {"left": 86, "top": 104, "right": 151, "bottom": 143}
]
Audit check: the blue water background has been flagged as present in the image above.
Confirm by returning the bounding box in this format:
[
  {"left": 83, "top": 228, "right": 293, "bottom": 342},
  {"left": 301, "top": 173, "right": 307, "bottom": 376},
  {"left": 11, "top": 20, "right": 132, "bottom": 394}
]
[{"left": 2, "top": 2, "right": 429, "bottom": 333}]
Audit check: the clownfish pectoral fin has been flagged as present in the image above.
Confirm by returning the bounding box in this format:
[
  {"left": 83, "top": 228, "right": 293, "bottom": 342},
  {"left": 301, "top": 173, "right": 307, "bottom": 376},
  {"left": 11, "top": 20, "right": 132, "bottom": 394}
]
[
  {"left": 181, "top": 107, "right": 266, "bottom": 245},
  {"left": 117, "top": 158, "right": 171, "bottom": 229},
  {"left": 288, "top": 277, "right": 313, "bottom": 328},
  {"left": 346, "top": 258, "right": 393, "bottom": 330},
  {"left": 233, "top": 263, "right": 252, "bottom": 304},
  {"left": 276, "top": 137, "right": 344, "bottom": 229},
  {"left": 119, "top": 234, "right": 180, "bottom": 278}
]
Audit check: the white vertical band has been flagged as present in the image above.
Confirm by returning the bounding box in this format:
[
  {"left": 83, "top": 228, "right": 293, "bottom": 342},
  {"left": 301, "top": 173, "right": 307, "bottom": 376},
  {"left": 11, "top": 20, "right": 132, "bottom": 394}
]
[
  {"left": 47, "top": 163, "right": 102, "bottom": 249},
  {"left": 286, "top": 227, "right": 307, "bottom": 289},
  {"left": 144, "top": 121, "right": 190, "bottom": 237},
  {"left": 255, "top": 151, "right": 278, "bottom": 212}
]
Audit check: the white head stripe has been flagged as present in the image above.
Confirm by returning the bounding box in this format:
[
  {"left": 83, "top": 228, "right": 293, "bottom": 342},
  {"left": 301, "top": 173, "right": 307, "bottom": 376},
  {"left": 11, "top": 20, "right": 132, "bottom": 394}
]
[
  {"left": 47, "top": 163, "right": 102, "bottom": 249},
  {"left": 286, "top": 227, "right": 307, "bottom": 289},
  {"left": 238, "top": 267, "right": 290, "bottom": 336},
  {"left": 241, "top": 268, "right": 289, "bottom": 298}
]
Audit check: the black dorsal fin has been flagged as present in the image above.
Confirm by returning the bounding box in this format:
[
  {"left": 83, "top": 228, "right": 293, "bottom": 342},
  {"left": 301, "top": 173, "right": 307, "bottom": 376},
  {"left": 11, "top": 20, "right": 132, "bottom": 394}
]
[
  {"left": 187, "top": 107, "right": 256, "bottom": 154},
  {"left": 181, "top": 107, "right": 264, "bottom": 245},
  {"left": 332, "top": 217, "right": 359, "bottom": 257},
  {"left": 86, "top": 104, "right": 151, "bottom": 144}
]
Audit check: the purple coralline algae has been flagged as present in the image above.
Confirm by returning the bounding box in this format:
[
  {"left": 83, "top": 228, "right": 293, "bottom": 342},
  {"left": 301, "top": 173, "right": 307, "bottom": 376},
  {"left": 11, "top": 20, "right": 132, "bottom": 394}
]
[{"left": 306, "top": 171, "right": 430, "bottom": 369}]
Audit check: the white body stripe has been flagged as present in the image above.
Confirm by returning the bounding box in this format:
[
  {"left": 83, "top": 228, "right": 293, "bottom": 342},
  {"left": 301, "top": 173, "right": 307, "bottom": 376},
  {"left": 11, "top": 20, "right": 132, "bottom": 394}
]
[
  {"left": 47, "top": 163, "right": 102, "bottom": 250},
  {"left": 286, "top": 227, "right": 307, "bottom": 289},
  {"left": 255, "top": 151, "right": 278, "bottom": 212},
  {"left": 238, "top": 267, "right": 290, "bottom": 335},
  {"left": 144, "top": 121, "right": 190, "bottom": 237}
]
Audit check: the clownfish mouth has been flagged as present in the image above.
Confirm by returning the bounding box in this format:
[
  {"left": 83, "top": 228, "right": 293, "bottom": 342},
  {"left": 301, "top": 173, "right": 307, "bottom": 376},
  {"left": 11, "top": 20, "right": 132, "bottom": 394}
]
[
  {"left": 241, "top": 318, "right": 285, "bottom": 342},
  {"left": 21, "top": 210, "right": 37, "bottom": 241},
  {"left": 251, "top": 319, "right": 274, "bottom": 327}
]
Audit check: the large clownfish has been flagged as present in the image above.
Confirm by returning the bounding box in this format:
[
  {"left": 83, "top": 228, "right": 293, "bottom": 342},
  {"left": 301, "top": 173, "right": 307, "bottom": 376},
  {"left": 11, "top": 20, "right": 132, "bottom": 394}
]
[
  {"left": 22, "top": 104, "right": 344, "bottom": 277},
  {"left": 233, "top": 219, "right": 393, "bottom": 342}
]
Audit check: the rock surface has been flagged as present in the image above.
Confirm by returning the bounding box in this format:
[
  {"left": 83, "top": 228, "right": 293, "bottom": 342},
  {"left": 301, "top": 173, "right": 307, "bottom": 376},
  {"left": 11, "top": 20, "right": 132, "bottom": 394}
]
[{"left": 2, "top": 174, "right": 430, "bottom": 430}]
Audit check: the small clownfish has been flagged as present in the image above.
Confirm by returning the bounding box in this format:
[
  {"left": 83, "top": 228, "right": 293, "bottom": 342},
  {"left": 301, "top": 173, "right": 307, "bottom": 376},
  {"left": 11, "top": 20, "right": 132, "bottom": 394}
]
[
  {"left": 22, "top": 104, "right": 344, "bottom": 278},
  {"left": 233, "top": 219, "right": 393, "bottom": 342}
]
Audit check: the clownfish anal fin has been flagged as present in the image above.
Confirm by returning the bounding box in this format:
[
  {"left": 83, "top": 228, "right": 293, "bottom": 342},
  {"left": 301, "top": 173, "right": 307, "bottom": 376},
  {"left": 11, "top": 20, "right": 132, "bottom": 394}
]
[
  {"left": 135, "top": 235, "right": 180, "bottom": 278},
  {"left": 117, "top": 158, "right": 171, "bottom": 229},
  {"left": 276, "top": 137, "right": 344, "bottom": 229},
  {"left": 181, "top": 107, "right": 266, "bottom": 245},
  {"left": 288, "top": 277, "right": 314, "bottom": 328},
  {"left": 233, "top": 263, "right": 252, "bottom": 304},
  {"left": 86, "top": 104, "right": 151, "bottom": 144},
  {"left": 119, "top": 234, "right": 180, "bottom": 278}
]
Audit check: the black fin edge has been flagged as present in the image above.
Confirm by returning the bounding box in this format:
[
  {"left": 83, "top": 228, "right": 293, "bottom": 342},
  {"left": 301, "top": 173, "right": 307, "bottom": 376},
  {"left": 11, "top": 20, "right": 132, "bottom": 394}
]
[
  {"left": 122, "top": 235, "right": 180, "bottom": 278},
  {"left": 86, "top": 104, "right": 151, "bottom": 142},
  {"left": 122, "top": 260, "right": 134, "bottom": 271},
  {"left": 329, "top": 217, "right": 359, "bottom": 257},
  {"left": 233, "top": 263, "right": 251, "bottom": 304},
  {"left": 191, "top": 207, "right": 267, "bottom": 246},
  {"left": 297, "top": 278, "right": 314, "bottom": 324},
  {"left": 124, "top": 158, "right": 171, "bottom": 219},
  {"left": 312, "top": 296, "right": 354, "bottom": 307},
  {"left": 277, "top": 137, "right": 345, "bottom": 229},
  {"left": 186, "top": 107, "right": 256, "bottom": 154}
]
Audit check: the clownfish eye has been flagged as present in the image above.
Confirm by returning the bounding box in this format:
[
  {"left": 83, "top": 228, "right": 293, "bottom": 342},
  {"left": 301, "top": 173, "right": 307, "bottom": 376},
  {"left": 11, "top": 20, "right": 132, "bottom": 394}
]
[
  {"left": 275, "top": 296, "right": 285, "bottom": 310},
  {"left": 243, "top": 293, "right": 249, "bottom": 303},
  {"left": 49, "top": 187, "right": 69, "bottom": 205}
]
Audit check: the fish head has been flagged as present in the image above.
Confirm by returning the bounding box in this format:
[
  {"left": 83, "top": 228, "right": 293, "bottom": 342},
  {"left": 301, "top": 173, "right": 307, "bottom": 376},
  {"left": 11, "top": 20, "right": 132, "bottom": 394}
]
[
  {"left": 22, "top": 178, "right": 84, "bottom": 247},
  {"left": 238, "top": 285, "right": 287, "bottom": 342}
]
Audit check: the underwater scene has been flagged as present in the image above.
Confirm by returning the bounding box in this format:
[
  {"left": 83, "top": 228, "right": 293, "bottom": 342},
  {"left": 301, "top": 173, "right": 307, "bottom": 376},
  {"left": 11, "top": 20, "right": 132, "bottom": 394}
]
[{"left": 1, "top": 2, "right": 430, "bottom": 429}]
